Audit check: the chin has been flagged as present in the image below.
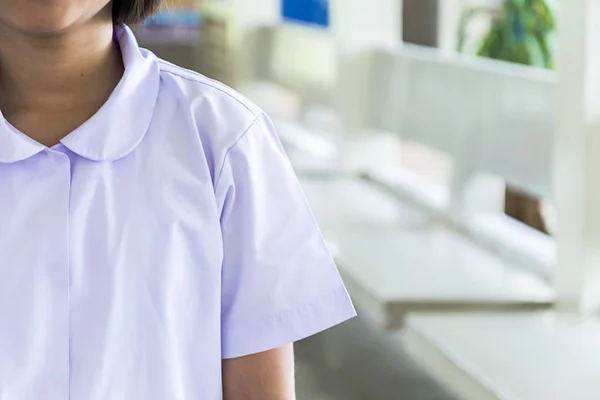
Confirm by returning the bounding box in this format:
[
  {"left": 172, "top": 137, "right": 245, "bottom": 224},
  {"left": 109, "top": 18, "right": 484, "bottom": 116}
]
[
  {"left": 0, "top": 0, "right": 108, "bottom": 36},
  {"left": 5, "top": 12, "right": 82, "bottom": 35}
]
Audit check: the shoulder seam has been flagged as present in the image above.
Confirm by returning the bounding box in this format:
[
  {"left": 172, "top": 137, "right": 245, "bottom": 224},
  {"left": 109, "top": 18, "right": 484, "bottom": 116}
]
[
  {"left": 158, "top": 61, "right": 258, "bottom": 117},
  {"left": 213, "top": 113, "right": 265, "bottom": 189}
]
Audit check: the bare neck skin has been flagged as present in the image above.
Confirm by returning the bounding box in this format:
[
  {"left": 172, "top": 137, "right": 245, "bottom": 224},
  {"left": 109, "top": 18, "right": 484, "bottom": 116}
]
[{"left": 0, "top": 12, "right": 124, "bottom": 147}]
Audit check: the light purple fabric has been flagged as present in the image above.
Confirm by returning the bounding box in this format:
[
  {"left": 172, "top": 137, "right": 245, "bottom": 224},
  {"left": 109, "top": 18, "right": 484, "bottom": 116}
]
[{"left": 0, "top": 26, "right": 355, "bottom": 399}]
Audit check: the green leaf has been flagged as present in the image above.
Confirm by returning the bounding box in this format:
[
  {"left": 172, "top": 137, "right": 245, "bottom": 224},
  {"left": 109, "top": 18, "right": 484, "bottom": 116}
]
[{"left": 533, "top": 30, "right": 554, "bottom": 69}]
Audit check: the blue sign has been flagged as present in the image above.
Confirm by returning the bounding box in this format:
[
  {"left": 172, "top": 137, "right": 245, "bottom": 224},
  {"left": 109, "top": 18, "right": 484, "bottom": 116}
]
[{"left": 282, "top": 0, "right": 330, "bottom": 28}]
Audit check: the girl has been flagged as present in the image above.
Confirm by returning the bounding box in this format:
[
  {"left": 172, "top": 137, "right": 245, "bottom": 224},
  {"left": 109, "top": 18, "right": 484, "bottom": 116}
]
[{"left": 0, "top": 0, "right": 355, "bottom": 398}]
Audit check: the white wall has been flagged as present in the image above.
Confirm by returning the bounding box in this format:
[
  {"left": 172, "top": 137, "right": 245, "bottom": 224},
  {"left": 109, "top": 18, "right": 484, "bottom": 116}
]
[
  {"left": 232, "top": 0, "right": 280, "bottom": 27},
  {"left": 330, "top": 0, "right": 402, "bottom": 51}
]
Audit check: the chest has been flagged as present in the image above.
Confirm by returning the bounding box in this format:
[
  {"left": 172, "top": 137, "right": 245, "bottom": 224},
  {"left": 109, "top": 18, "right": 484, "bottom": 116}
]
[
  {"left": 0, "top": 145, "right": 222, "bottom": 271},
  {"left": 0, "top": 147, "right": 224, "bottom": 399}
]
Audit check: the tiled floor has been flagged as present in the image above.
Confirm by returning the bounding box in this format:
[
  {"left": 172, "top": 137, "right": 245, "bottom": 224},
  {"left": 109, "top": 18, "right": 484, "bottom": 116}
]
[{"left": 294, "top": 314, "right": 457, "bottom": 400}]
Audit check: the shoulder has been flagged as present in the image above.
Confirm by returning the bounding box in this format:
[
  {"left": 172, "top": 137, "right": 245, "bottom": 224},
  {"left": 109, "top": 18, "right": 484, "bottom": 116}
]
[
  {"left": 153, "top": 59, "right": 275, "bottom": 183},
  {"left": 157, "top": 59, "right": 264, "bottom": 133}
]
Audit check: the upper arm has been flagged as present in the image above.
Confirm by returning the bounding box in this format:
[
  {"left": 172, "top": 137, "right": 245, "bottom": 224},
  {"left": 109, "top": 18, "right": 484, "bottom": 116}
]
[
  {"left": 215, "top": 113, "right": 356, "bottom": 360},
  {"left": 222, "top": 344, "right": 296, "bottom": 400}
]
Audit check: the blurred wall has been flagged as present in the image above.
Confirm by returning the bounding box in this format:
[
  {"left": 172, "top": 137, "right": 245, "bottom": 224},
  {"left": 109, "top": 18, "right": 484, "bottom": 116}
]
[{"left": 137, "top": 41, "right": 198, "bottom": 70}]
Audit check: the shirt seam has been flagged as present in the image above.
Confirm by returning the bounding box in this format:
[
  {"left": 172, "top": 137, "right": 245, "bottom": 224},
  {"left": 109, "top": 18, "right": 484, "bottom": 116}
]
[
  {"left": 213, "top": 113, "right": 264, "bottom": 190},
  {"left": 158, "top": 61, "right": 258, "bottom": 117}
]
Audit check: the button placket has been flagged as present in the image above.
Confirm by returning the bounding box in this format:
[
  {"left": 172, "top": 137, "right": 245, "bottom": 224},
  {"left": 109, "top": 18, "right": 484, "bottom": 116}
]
[{"left": 53, "top": 149, "right": 72, "bottom": 400}]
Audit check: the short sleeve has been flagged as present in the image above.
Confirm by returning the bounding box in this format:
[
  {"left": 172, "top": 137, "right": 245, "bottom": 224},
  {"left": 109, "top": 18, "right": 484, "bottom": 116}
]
[{"left": 215, "top": 113, "right": 356, "bottom": 359}]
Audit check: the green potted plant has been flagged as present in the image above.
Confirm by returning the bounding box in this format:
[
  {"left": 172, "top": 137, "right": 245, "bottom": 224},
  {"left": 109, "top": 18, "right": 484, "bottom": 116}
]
[
  {"left": 458, "top": 0, "right": 556, "bottom": 68},
  {"left": 457, "top": 0, "right": 557, "bottom": 233}
]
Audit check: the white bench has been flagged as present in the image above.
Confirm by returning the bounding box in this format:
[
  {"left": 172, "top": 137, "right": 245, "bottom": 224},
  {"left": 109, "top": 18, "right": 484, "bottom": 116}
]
[
  {"left": 360, "top": 43, "right": 557, "bottom": 278},
  {"left": 403, "top": 312, "right": 600, "bottom": 400},
  {"left": 301, "top": 177, "right": 554, "bottom": 329},
  {"left": 338, "top": 41, "right": 588, "bottom": 399}
]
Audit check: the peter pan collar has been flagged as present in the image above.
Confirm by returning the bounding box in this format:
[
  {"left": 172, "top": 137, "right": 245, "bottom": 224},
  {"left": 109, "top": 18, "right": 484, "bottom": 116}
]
[{"left": 0, "top": 25, "right": 159, "bottom": 163}]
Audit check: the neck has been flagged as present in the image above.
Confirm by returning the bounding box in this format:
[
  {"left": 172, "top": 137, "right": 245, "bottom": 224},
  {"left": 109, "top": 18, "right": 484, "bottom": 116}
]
[{"left": 0, "top": 18, "right": 123, "bottom": 117}]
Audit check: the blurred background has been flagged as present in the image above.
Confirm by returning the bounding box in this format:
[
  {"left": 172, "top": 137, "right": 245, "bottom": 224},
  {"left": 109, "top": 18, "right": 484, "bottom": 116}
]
[{"left": 136, "top": 1, "right": 600, "bottom": 399}]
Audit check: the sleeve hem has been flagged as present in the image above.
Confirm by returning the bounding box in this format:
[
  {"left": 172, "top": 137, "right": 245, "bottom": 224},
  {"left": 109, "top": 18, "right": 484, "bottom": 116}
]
[{"left": 221, "top": 285, "right": 357, "bottom": 359}]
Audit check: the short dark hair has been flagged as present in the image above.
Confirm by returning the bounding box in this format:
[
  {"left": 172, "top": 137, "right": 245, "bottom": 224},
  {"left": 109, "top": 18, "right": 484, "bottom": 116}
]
[{"left": 112, "top": 0, "right": 163, "bottom": 25}]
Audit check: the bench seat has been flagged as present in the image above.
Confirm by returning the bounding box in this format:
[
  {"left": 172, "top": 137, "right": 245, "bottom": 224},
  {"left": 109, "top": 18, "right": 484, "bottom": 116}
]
[{"left": 404, "top": 312, "right": 600, "bottom": 400}]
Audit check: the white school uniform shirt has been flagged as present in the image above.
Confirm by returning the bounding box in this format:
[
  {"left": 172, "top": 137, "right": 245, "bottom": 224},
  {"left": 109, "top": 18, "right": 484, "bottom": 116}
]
[{"left": 0, "top": 25, "right": 355, "bottom": 399}]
